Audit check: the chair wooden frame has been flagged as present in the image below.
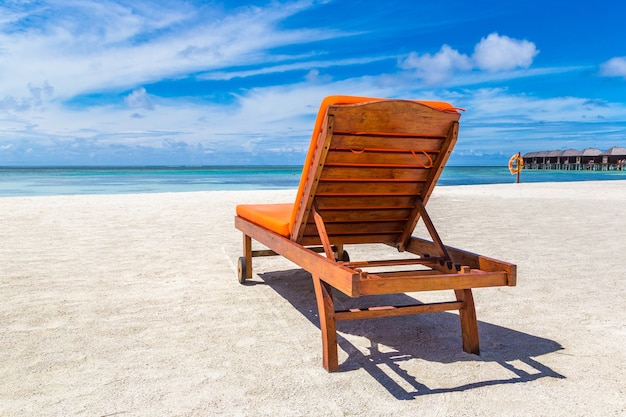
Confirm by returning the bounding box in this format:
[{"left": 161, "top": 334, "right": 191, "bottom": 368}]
[{"left": 235, "top": 97, "right": 516, "bottom": 372}]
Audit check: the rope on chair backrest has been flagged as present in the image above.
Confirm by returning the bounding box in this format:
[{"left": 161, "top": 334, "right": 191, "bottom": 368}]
[{"left": 346, "top": 148, "right": 434, "bottom": 169}]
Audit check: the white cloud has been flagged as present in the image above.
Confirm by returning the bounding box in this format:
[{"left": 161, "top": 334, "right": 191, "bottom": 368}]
[
  {"left": 401, "top": 33, "right": 539, "bottom": 84},
  {"left": 125, "top": 87, "right": 154, "bottom": 110},
  {"left": 473, "top": 33, "right": 539, "bottom": 72},
  {"left": 0, "top": 1, "right": 348, "bottom": 100},
  {"left": 400, "top": 45, "right": 472, "bottom": 84},
  {"left": 2, "top": 78, "right": 625, "bottom": 165},
  {"left": 599, "top": 57, "right": 626, "bottom": 78},
  {"left": 451, "top": 88, "right": 626, "bottom": 156},
  {"left": 460, "top": 88, "right": 624, "bottom": 123},
  {"left": 198, "top": 56, "right": 391, "bottom": 81},
  {"left": 0, "top": 81, "right": 54, "bottom": 112}
]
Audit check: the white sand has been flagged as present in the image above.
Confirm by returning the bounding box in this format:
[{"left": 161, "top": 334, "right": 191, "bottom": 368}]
[{"left": 1, "top": 181, "right": 625, "bottom": 416}]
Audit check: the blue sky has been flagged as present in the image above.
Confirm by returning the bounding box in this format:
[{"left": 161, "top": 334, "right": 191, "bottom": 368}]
[{"left": 1, "top": 0, "right": 625, "bottom": 166}]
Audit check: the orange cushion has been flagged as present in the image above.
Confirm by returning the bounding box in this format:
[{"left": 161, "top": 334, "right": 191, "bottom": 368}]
[{"left": 236, "top": 203, "right": 293, "bottom": 237}]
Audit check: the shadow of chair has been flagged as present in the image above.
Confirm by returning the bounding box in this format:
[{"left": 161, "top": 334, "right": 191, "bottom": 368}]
[{"left": 258, "top": 269, "right": 564, "bottom": 399}]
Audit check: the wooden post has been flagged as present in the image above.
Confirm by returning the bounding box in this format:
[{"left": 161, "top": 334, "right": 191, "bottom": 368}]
[
  {"left": 243, "top": 234, "right": 252, "bottom": 279},
  {"left": 455, "top": 265, "right": 480, "bottom": 355},
  {"left": 312, "top": 275, "right": 339, "bottom": 372},
  {"left": 455, "top": 288, "right": 480, "bottom": 355},
  {"left": 516, "top": 152, "right": 522, "bottom": 184}
]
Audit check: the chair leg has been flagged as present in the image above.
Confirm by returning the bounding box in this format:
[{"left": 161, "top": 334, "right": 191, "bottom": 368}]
[
  {"left": 455, "top": 289, "right": 480, "bottom": 355},
  {"left": 312, "top": 275, "right": 339, "bottom": 372},
  {"left": 243, "top": 234, "right": 252, "bottom": 279}
]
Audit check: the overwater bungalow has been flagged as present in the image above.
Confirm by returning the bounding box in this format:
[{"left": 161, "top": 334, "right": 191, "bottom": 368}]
[
  {"left": 522, "top": 147, "right": 626, "bottom": 171},
  {"left": 562, "top": 149, "right": 582, "bottom": 169},
  {"left": 600, "top": 146, "right": 626, "bottom": 167}
]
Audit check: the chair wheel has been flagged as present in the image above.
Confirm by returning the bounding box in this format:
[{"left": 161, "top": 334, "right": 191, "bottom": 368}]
[{"left": 237, "top": 257, "right": 247, "bottom": 284}]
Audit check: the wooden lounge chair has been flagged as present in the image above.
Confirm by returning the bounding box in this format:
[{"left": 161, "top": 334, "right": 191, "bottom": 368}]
[{"left": 235, "top": 96, "right": 516, "bottom": 372}]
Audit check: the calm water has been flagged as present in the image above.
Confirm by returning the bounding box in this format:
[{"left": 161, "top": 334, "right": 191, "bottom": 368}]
[{"left": 0, "top": 166, "right": 625, "bottom": 197}]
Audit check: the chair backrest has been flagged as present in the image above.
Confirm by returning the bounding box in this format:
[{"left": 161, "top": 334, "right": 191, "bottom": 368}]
[{"left": 290, "top": 97, "right": 461, "bottom": 250}]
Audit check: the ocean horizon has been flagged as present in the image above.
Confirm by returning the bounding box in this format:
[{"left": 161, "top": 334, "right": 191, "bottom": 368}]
[{"left": 1, "top": 165, "right": 625, "bottom": 197}]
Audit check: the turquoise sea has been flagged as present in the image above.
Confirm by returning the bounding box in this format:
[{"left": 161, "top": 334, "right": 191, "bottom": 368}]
[{"left": 0, "top": 166, "right": 625, "bottom": 197}]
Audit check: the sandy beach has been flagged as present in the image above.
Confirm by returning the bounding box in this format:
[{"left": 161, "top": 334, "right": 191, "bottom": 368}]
[{"left": 1, "top": 180, "right": 625, "bottom": 416}]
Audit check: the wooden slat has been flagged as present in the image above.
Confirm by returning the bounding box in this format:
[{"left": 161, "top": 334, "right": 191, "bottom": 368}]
[
  {"left": 251, "top": 249, "right": 278, "bottom": 257},
  {"left": 358, "top": 271, "right": 510, "bottom": 295},
  {"left": 316, "top": 181, "right": 424, "bottom": 195},
  {"left": 320, "top": 166, "right": 430, "bottom": 181},
  {"left": 299, "top": 234, "right": 398, "bottom": 247},
  {"left": 373, "top": 269, "right": 448, "bottom": 278},
  {"left": 329, "top": 101, "right": 461, "bottom": 136},
  {"left": 325, "top": 150, "right": 436, "bottom": 166},
  {"left": 335, "top": 301, "right": 463, "bottom": 321},
  {"left": 344, "top": 258, "right": 439, "bottom": 268},
  {"left": 331, "top": 134, "right": 445, "bottom": 151},
  {"left": 320, "top": 177, "right": 420, "bottom": 184},
  {"left": 315, "top": 195, "right": 416, "bottom": 209},
  {"left": 333, "top": 131, "right": 447, "bottom": 138},
  {"left": 250, "top": 246, "right": 335, "bottom": 257},
  {"left": 303, "top": 221, "right": 406, "bottom": 236},
  {"left": 313, "top": 208, "right": 411, "bottom": 223}
]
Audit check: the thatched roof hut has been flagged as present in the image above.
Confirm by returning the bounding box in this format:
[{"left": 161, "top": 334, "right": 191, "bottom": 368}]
[
  {"left": 581, "top": 148, "right": 601, "bottom": 156},
  {"left": 522, "top": 150, "right": 566, "bottom": 163},
  {"left": 546, "top": 150, "right": 564, "bottom": 162},
  {"left": 521, "top": 147, "right": 625, "bottom": 170},
  {"left": 561, "top": 149, "right": 582, "bottom": 164},
  {"left": 580, "top": 148, "right": 602, "bottom": 164},
  {"left": 599, "top": 147, "right": 626, "bottom": 164},
  {"left": 522, "top": 151, "right": 542, "bottom": 159},
  {"left": 600, "top": 146, "right": 626, "bottom": 156},
  {"left": 562, "top": 149, "right": 582, "bottom": 157}
]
